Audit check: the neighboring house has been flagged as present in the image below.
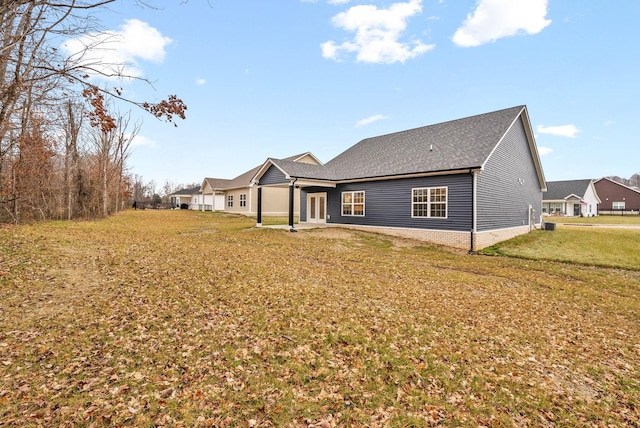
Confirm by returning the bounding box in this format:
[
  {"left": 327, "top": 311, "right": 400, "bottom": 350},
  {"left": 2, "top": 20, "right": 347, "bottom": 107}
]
[
  {"left": 200, "top": 152, "right": 322, "bottom": 215},
  {"left": 594, "top": 177, "right": 640, "bottom": 214},
  {"left": 251, "top": 105, "right": 546, "bottom": 252},
  {"left": 168, "top": 186, "right": 202, "bottom": 210},
  {"left": 542, "top": 179, "right": 600, "bottom": 217}
]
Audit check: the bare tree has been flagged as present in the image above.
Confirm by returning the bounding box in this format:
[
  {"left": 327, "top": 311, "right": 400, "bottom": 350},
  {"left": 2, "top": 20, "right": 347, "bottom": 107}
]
[
  {"left": 0, "top": 0, "right": 187, "bottom": 223},
  {"left": 60, "top": 99, "right": 84, "bottom": 219},
  {"left": 87, "top": 106, "right": 140, "bottom": 217},
  {"left": 112, "top": 111, "right": 140, "bottom": 213}
]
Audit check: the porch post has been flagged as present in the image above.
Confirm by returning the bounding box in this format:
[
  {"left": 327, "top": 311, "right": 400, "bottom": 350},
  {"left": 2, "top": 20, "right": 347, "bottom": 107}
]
[
  {"left": 257, "top": 186, "right": 262, "bottom": 226},
  {"left": 288, "top": 182, "right": 295, "bottom": 229}
]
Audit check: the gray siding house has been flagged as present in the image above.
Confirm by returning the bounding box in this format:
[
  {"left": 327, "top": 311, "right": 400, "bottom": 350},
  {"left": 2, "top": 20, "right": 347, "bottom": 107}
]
[{"left": 251, "top": 106, "right": 546, "bottom": 252}]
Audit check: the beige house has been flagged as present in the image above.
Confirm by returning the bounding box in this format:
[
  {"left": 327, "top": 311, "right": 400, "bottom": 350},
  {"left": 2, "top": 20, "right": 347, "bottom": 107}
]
[{"left": 200, "top": 152, "right": 321, "bottom": 215}]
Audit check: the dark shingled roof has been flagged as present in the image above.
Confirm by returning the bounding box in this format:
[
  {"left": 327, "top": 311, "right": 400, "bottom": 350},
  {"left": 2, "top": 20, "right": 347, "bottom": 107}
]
[
  {"left": 269, "top": 106, "right": 527, "bottom": 181},
  {"left": 544, "top": 179, "right": 593, "bottom": 200},
  {"left": 171, "top": 186, "right": 201, "bottom": 195}
]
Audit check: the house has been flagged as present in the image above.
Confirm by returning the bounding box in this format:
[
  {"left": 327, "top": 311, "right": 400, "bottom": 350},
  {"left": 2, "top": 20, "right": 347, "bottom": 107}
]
[
  {"left": 542, "top": 179, "right": 600, "bottom": 217},
  {"left": 594, "top": 177, "right": 640, "bottom": 214},
  {"left": 199, "top": 152, "right": 322, "bottom": 215},
  {"left": 168, "top": 186, "right": 202, "bottom": 209},
  {"left": 250, "top": 105, "right": 546, "bottom": 252}
]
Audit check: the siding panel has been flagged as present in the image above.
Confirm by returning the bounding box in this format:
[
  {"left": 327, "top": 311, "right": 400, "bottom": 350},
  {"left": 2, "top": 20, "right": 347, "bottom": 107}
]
[
  {"left": 476, "top": 117, "right": 542, "bottom": 231},
  {"left": 303, "top": 175, "right": 472, "bottom": 231},
  {"left": 259, "top": 165, "right": 288, "bottom": 185}
]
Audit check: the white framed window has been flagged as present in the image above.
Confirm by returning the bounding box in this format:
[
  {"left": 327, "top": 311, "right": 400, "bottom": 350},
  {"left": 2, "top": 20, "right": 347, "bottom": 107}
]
[
  {"left": 548, "top": 202, "right": 563, "bottom": 214},
  {"left": 412, "top": 187, "right": 447, "bottom": 218},
  {"left": 239, "top": 194, "right": 247, "bottom": 207},
  {"left": 342, "top": 191, "right": 365, "bottom": 216},
  {"left": 227, "top": 195, "right": 233, "bottom": 207},
  {"left": 612, "top": 201, "right": 625, "bottom": 210}
]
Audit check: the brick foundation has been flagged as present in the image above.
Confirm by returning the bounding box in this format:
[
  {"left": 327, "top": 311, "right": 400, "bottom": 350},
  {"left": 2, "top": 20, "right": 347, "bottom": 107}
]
[{"left": 325, "top": 223, "right": 536, "bottom": 252}]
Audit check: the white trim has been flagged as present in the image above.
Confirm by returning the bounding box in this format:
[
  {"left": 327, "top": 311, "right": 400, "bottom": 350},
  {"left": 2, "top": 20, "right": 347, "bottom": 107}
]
[{"left": 295, "top": 179, "right": 336, "bottom": 188}]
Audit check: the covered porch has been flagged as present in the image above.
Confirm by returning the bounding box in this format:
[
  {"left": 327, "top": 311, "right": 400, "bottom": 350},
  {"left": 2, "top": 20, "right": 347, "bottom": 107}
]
[{"left": 254, "top": 180, "right": 335, "bottom": 230}]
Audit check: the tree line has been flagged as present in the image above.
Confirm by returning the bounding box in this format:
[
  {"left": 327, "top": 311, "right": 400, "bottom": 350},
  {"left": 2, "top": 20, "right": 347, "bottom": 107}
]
[
  {"left": 0, "top": 1, "right": 186, "bottom": 223},
  {"left": 606, "top": 174, "right": 640, "bottom": 189}
]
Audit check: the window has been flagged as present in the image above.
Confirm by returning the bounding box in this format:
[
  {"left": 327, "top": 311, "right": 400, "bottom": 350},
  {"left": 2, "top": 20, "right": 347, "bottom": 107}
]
[
  {"left": 548, "top": 202, "right": 563, "bottom": 214},
  {"left": 342, "top": 191, "right": 365, "bottom": 216},
  {"left": 239, "top": 194, "right": 247, "bottom": 207},
  {"left": 412, "top": 187, "right": 447, "bottom": 218},
  {"left": 613, "top": 201, "right": 625, "bottom": 210},
  {"left": 227, "top": 195, "right": 233, "bottom": 207}
]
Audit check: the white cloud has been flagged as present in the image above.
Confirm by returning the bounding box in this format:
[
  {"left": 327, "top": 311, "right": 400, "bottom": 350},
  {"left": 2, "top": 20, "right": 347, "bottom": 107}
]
[
  {"left": 537, "top": 146, "right": 552, "bottom": 156},
  {"left": 62, "top": 19, "right": 172, "bottom": 80},
  {"left": 537, "top": 124, "right": 580, "bottom": 138},
  {"left": 195, "top": 78, "right": 206, "bottom": 86},
  {"left": 130, "top": 134, "right": 157, "bottom": 148},
  {"left": 321, "top": 0, "right": 434, "bottom": 64},
  {"left": 356, "top": 114, "right": 388, "bottom": 128},
  {"left": 452, "top": 0, "right": 551, "bottom": 47},
  {"left": 603, "top": 120, "right": 615, "bottom": 126}
]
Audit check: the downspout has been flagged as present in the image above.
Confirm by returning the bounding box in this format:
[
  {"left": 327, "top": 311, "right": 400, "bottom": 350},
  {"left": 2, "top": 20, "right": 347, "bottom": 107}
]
[{"left": 469, "top": 169, "right": 477, "bottom": 255}]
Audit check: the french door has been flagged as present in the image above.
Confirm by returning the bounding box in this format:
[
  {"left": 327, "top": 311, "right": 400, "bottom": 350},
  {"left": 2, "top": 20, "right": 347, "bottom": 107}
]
[{"left": 307, "top": 192, "right": 327, "bottom": 224}]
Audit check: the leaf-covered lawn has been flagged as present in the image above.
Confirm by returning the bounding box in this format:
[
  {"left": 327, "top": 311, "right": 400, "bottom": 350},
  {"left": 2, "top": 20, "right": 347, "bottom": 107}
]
[{"left": 1, "top": 210, "right": 639, "bottom": 427}]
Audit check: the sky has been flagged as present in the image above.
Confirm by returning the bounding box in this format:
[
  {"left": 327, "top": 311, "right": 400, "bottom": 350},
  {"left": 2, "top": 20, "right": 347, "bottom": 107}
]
[{"left": 66, "top": 0, "right": 640, "bottom": 189}]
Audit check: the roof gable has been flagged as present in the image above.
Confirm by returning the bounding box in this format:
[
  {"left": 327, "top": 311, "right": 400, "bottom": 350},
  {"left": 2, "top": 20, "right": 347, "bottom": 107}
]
[
  {"left": 206, "top": 152, "right": 321, "bottom": 191},
  {"left": 283, "top": 152, "right": 323, "bottom": 165},
  {"left": 595, "top": 177, "right": 640, "bottom": 195},
  {"left": 202, "top": 177, "right": 232, "bottom": 191}
]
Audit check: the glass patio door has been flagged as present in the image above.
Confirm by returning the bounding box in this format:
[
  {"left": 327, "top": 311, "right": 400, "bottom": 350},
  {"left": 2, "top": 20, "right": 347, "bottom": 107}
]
[{"left": 308, "top": 193, "right": 326, "bottom": 223}]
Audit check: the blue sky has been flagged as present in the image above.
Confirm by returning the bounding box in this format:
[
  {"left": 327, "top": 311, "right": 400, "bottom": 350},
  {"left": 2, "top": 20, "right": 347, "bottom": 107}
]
[{"left": 71, "top": 0, "right": 639, "bottom": 188}]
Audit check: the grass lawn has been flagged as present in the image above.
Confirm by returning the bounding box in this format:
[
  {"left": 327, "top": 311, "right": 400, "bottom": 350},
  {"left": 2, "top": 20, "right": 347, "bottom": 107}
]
[
  {"left": 1, "top": 210, "right": 639, "bottom": 427},
  {"left": 551, "top": 215, "right": 640, "bottom": 225},
  {"left": 481, "top": 225, "right": 640, "bottom": 271}
]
